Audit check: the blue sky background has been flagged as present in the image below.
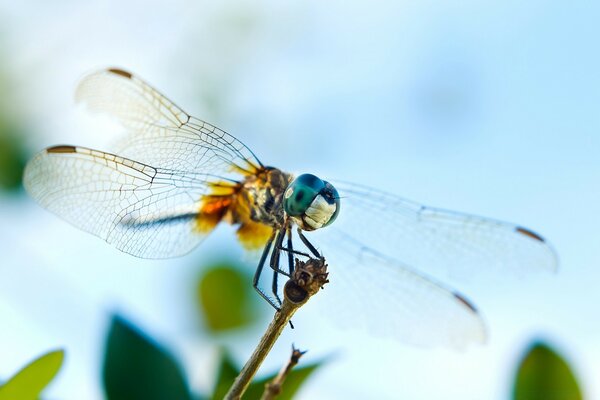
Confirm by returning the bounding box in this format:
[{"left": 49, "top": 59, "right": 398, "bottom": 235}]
[{"left": 0, "top": 0, "right": 598, "bottom": 398}]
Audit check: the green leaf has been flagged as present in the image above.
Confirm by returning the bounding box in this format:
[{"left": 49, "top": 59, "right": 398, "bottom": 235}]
[
  {"left": 0, "top": 62, "right": 28, "bottom": 192},
  {"left": 197, "top": 262, "right": 260, "bottom": 333},
  {"left": 513, "top": 341, "right": 582, "bottom": 400},
  {"left": 210, "top": 351, "right": 239, "bottom": 400},
  {"left": 245, "top": 362, "right": 322, "bottom": 400},
  {"left": 0, "top": 348, "right": 65, "bottom": 400},
  {"left": 102, "top": 315, "right": 192, "bottom": 400},
  {"left": 0, "top": 120, "right": 27, "bottom": 191}
]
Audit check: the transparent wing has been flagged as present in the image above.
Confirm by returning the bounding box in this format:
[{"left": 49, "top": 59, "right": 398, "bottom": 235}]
[
  {"left": 325, "top": 181, "right": 558, "bottom": 281},
  {"left": 75, "top": 68, "right": 263, "bottom": 174},
  {"left": 308, "top": 182, "right": 557, "bottom": 348},
  {"left": 316, "top": 235, "right": 486, "bottom": 350},
  {"left": 25, "top": 68, "right": 267, "bottom": 258},
  {"left": 24, "top": 145, "right": 214, "bottom": 259}
]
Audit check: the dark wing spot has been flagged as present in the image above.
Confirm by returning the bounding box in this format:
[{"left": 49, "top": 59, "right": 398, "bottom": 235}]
[
  {"left": 295, "top": 190, "right": 304, "bottom": 201},
  {"left": 453, "top": 292, "right": 478, "bottom": 313},
  {"left": 107, "top": 68, "right": 132, "bottom": 79},
  {"left": 515, "top": 226, "right": 545, "bottom": 242},
  {"left": 47, "top": 145, "right": 77, "bottom": 154}
]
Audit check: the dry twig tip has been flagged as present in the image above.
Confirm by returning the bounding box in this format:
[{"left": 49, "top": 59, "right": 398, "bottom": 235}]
[{"left": 260, "top": 345, "right": 307, "bottom": 400}]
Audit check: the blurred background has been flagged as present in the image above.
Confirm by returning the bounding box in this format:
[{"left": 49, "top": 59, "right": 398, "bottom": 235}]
[{"left": 0, "top": 0, "right": 598, "bottom": 399}]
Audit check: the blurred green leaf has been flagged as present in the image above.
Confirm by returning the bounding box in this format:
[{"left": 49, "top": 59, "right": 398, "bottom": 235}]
[
  {"left": 0, "top": 119, "right": 27, "bottom": 191},
  {"left": 103, "top": 315, "right": 192, "bottom": 400},
  {"left": 0, "top": 348, "right": 64, "bottom": 400},
  {"left": 197, "top": 263, "right": 259, "bottom": 333},
  {"left": 513, "top": 341, "right": 582, "bottom": 400},
  {"left": 210, "top": 351, "right": 239, "bottom": 400},
  {"left": 0, "top": 59, "right": 29, "bottom": 192},
  {"left": 210, "top": 350, "right": 323, "bottom": 400}
]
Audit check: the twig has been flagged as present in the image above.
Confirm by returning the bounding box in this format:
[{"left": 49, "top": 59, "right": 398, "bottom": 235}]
[
  {"left": 261, "top": 345, "right": 307, "bottom": 400},
  {"left": 225, "top": 257, "right": 328, "bottom": 400}
]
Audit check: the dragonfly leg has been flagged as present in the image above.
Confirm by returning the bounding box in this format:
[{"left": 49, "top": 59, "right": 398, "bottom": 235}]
[
  {"left": 276, "top": 226, "right": 305, "bottom": 269},
  {"left": 278, "top": 227, "right": 297, "bottom": 329},
  {"left": 253, "top": 231, "right": 280, "bottom": 311},
  {"left": 269, "top": 228, "right": 287, "bottom": 307},
  {"left": 286, "top": 226, "right": 295, "bottom": 275},
  {"left": 266, "top": 227, "right": 291, "bottom": 277},
  {"left": 297, "top": 228, "right": 321, "bottom": 258},
  {"left": 270, "top": 272, "right": 281, "bottom": 307},
  {"left": 278, "top": 246, "right": 311, "bottom": 259}
]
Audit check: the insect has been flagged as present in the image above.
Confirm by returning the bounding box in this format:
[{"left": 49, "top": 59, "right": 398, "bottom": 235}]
[{"left": 24, "top": 68, "right": 558, "bottom": 349}]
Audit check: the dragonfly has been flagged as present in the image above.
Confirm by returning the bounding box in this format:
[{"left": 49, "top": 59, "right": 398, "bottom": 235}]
[{"left": 24, "top": 68, "right": 558, "bottom": 349}]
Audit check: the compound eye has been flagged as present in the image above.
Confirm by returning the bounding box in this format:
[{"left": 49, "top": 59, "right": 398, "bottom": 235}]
[
  {"left": 283, "top": 174, "right": 324, "bottom": 216},
  {"left": 320, "top": 180, "right": 340, "bottom": 226}
]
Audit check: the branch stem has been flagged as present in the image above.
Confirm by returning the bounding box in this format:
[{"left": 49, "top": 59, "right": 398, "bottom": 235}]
[
  {"left": 225, "top": 257, "right": 328, "bottom": 400},
  {"left": 225, "top": 300, "right": 301, "bottom": 399}
]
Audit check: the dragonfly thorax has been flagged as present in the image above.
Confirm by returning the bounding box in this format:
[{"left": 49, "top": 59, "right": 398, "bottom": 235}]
[
  {"left": 240, "top": 167, "right": 293, "bottom": 227},
  {"left": 283, "top": 173, "right": 340, "bottom": 231}
]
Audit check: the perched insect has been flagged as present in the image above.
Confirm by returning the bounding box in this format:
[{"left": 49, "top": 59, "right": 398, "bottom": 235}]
[{"left": 24, "top": 69, "right": 557, "bottom": 349}]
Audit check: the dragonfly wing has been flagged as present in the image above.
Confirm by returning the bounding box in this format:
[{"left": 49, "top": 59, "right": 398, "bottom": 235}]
[
  {"left": 325, "top": 181, "right": 558, "bottom": 281},
  {"left": 316, "top": 233, "right": 487, "bottom": 349},
  {"left": 305, "top": 181, "right": 556, "bottom": 347},
  {"left": 75, "top": 68, "right": 262, "bottom": 175},
  {"left": 24, "top": 145, "right": 214, "bottom": 259},
  {"left": 25, "top": 69, "right": 268, "bottom": 258}
]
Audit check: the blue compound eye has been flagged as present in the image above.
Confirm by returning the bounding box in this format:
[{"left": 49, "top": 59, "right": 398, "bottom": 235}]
[
  {"left": 284, "top": 174, "right": 324, "bottom": 217},
  {"left": 320, "top": 180, "right": 340, "bottom": 227},
  {"left": 284, "top": 174, "right": 340, "bottom": 230}
]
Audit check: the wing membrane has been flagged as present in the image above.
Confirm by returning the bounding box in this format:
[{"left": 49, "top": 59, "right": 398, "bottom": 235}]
[
  {"left": 308, "top": 182, "right": 556, "bottom": 348},
  {"left": 24, "top": 145, "right": 212, "bottom": 258},
  {"left": 326, "top": 182, "right": 558, "bottom": 281},
  {"left": 75, "top": 68, "right": 262, "bottom": 174},
  {"left": 317, "top": 233, "right": 487, "bottom": 349},
  {"left": 25, "top": 68, "right": 268, "bottom": 258}
]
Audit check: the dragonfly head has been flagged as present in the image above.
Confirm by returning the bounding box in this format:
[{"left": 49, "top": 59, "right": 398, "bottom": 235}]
[{"left": 283, "top": 173, "right": 340, "bottom": 231}]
